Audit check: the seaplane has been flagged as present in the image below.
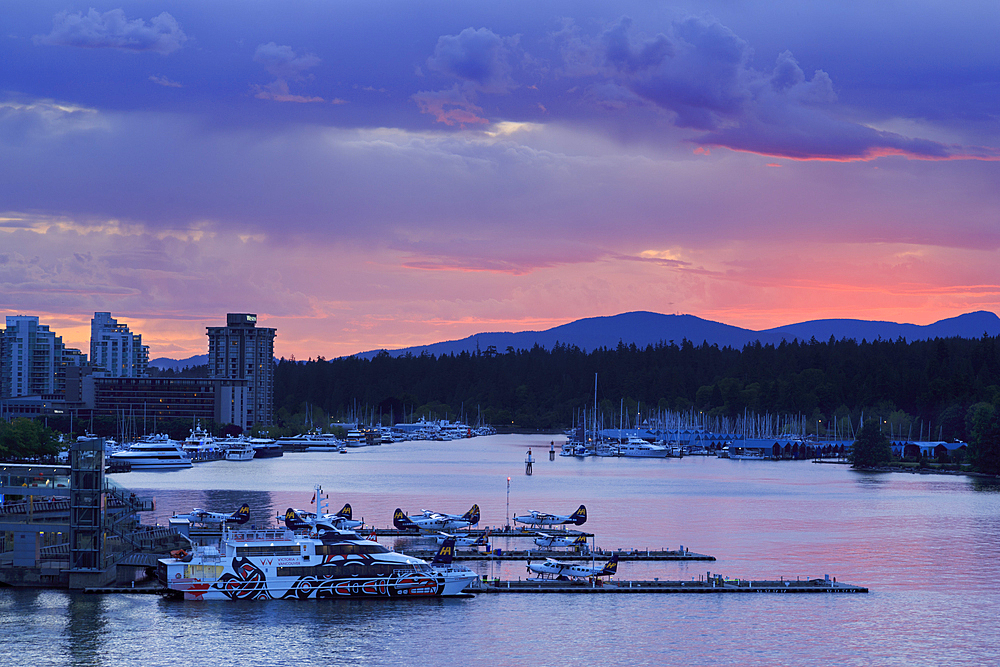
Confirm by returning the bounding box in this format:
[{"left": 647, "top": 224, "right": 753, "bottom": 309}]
[
  {"left": 531, "top": 531, "right": 589, "bottom": 550},
  {"left": 174, "top": 503, "right": 250, "bottom": 526},
  {"left": 281, "top": 504, "right": 363, "bottom": 532},
  {"left": 429, "top": 537, "right": 475, "bottom": 581},
  {"left": 513, "top": 505, "right": 587, "bottom": 528},
  {"left": 526, "top": 554, "right": 619, "bottom": 581},
  {"left": 326, "top": 502, "right": 364, "bottom": 530},
  {"left": 434, "top": 528, "right": 490, "bottom": 549},
  {"left": 393, "top": 504, "right": 480, "bottom": 533}
]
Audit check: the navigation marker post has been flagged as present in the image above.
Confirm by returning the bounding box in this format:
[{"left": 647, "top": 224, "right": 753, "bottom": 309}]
[{"left": 506, "top": 477, "right": 511, "bottom": 530}]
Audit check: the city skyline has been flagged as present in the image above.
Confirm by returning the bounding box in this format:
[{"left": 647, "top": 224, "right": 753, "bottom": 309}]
[{"left": 2, "top": 1, "right": 999, "bottom": 360}]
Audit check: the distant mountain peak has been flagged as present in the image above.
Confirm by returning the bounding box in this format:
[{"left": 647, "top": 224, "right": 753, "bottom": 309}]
[{"left": 354, "top": 311, "right": 1000, "bottom": 359}]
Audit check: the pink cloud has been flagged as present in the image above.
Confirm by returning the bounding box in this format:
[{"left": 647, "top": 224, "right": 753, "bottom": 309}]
[{"left": 412, "top": 87, "right": 488, "bottom": 125}]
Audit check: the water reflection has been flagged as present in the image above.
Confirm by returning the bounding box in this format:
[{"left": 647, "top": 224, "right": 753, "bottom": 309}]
[
  {"left": 970, "top": 478, "right": 1000, "bottom": 493},
  {"left": 851, "top": 470, "right": 892, "bottom": 488},
  {"left": 67, "top": 594, "right": 106, "bottom": 667}
]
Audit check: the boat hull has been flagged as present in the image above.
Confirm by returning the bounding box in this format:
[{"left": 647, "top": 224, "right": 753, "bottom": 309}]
[
  {"left": 109, "top": 457, "right": 192, "bottom": 470},
  {"left": 163, "top": 565, "right": 475, "bottom": 600}
]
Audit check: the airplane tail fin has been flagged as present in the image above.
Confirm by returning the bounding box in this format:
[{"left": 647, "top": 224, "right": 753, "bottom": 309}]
[
  {"left": 475, "top": 529, "right": 491, "bottom": 546},
  {"left": 432, "top": 538, "right": 456, "bottom": 566},
  {"left": 337, "top": 503, "right": 352, "bottom": 519},
  {"left": 570, "top": 504, "right": 587, "bottom": 525},
  {"left": 227, "top": 503, "right": 251, "bottom": 525},
  {"left": 462, "top": 503, "right": 480, "bottom": 525},
  {"left": 601, "top": 554, "right": 619, "bottom": 576},
  {"left": 393, "top": 508, "right": 420, "bottom": 531},
  {"left": 284, "top": 508, "right": 310, "bottom": 530},
  {"left": 574, "top": 534, "right": 588, "bottom": 544}
]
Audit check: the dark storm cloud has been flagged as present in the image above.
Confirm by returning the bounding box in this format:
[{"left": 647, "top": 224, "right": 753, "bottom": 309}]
[{"left": 552, "top": 15, "right": 974, "bottom": 160}]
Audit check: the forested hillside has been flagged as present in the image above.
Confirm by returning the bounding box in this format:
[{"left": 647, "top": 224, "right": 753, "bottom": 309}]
[{"left": 275, "top": 335, "right": 1000, "bottom": 441}]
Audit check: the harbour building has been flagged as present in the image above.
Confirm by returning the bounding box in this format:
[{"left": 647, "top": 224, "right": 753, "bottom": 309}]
[
  {"left": 89, "top": 312, "right": 149, "bottom": 378},
  {"left": 207, "top": 313, "right": 276, "bottom": 426},
  {"left": 1, "top": 315, "right": 86, "bottom": 399}
]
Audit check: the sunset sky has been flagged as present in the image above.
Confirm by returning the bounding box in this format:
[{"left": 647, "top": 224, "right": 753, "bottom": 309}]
[{"left": 2, "top": 1, "right": 999, "bottom": 360}]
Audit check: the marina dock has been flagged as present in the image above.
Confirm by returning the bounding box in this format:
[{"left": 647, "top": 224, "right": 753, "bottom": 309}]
[
  {"left": 400, "top": 548, "right": 715, "bottom": 561},
  {"left": 475, "top": 578, "right": 867, "bottom": 594},
  {"left": 84, "top": 577, "right": 866, "bottom": 596}
]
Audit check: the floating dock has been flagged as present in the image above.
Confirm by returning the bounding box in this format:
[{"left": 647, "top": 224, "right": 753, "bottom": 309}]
[
  {"left": 475, "top": 578, "right": 867, "bottom": 594},
  {"left": 84, "top": 578, "right": 867, "bottom": 596},
  {"left": 401, "top": 548, "right": 714, "bottom": 562},
  {"left": 374, "top": 527, "right": 594, "bottom": 538},
  {"left": 83, "top": 585, "right": 167, "bottom": 595}
]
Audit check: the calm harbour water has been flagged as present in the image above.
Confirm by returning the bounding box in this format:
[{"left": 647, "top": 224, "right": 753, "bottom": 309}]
[{"left": 2, "top": 434, "right": 998, "bottom": 666}]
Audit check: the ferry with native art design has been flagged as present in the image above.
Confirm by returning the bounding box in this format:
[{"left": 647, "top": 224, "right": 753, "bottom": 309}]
[{"left": 157, "top": 493, "right": 477, "bottom": 600}]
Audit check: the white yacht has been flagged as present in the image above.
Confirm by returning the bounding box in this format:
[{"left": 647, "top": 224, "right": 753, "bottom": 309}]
[
  {"left": 616, "top": 437, "right": 669, "bottom": 458},
  {"left": 109, "top": 435, "right": 193, "bottom": 470},
  {"left": 224, "top": 441, "right": 255, "bottom": 461},
  {"left": 273, "top": 433, "right": 339, "bottom": 452},
  {"left": 158, "top": 523, "right": 477, "bottom": 600},
  {"left": 345, "top": 428, "right": 381, "bottom": 447},
  {"left": 181, "top": 426, "right": 223, "bottom": 462},
  {"left": 729, "top": 446, "right": 769, "bottom": 460}
]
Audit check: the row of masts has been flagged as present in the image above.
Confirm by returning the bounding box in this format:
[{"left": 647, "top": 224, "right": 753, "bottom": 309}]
[{"left": 571, "top": 376, "right": 949, "bottom": 441}]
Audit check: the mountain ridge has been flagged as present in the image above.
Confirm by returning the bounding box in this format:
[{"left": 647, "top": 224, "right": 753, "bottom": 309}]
[
  {"left": 149, "top": 311, "right": 1000, "bottom": 366},
  {"left": 354, "top": 310, "right": 1000, "bottom": 359}
]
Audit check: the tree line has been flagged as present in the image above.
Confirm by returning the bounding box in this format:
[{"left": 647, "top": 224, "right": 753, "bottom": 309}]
[{"left": 275, "top": 334, "right": 1000, "bottom": 439}]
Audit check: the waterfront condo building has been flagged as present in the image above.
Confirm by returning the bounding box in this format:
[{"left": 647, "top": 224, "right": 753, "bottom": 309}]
[
  {"left": 1, "top": 316, "right": 86, "bottom": 398},
  {"left": 207, "top": 313, "right": 276, "bottom": 426},
  {"left": 89, "top": 312, "right": 149, "bottom": 378}
]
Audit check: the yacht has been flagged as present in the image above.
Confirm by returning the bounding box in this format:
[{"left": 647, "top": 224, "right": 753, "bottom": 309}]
[
  {"left": 249, "top": 437, "right": 284, "bottom": 457},
  {"left": 109, "top": 435, "right": 193, "bottom": 470},
  {"left": 275, "top": 433, "right": 341, "bottom": 452},
  {"left": 729, "top": 446, "right": 769, "bottom": 460},
  {"left": 345, "top": 428, "right": 381, "bottom": 447},
  {"left": 181, "top": 426, "right": 223, "bottom": 462},
  {"left": 224, "top": 441, "right": 255, "bottom": 461},
  {"left": 157, "top": 524, "right": 477, "bottom": 600},
  {"left": 616, "top": 437, "right": 669, "bottom": 458}
]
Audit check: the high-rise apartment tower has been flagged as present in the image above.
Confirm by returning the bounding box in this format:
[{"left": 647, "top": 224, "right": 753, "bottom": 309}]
[
  {"left": 90, "top": 312, "right": 149, "bottom": 378},
  {"left": 206, "top": 314, "right": 276, "bottom": 426},
  {"left": 1, "top": 315, "right": 85, "bottom": 398}
]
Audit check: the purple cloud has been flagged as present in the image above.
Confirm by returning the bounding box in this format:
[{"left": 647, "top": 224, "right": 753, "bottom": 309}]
[
  {"left": 253, "top": 42, "right": 321, "bottom": 80},
  {"left": 34, "top": 8, "right": 187, "bottom": 55},
  {"left": 553, "top": 15, "right": 990, "bottom": 161},
  {"left": 426, "top": 27, "right": 518, "bottom": 93},
  {"left": 252, "top": 42, "right": 323, "bottom": 103}
]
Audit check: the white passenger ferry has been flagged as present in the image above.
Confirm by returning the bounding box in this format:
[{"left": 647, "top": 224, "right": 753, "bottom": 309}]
[{"left": 158, "top": 516, "right": 477, "bottom": 600}]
